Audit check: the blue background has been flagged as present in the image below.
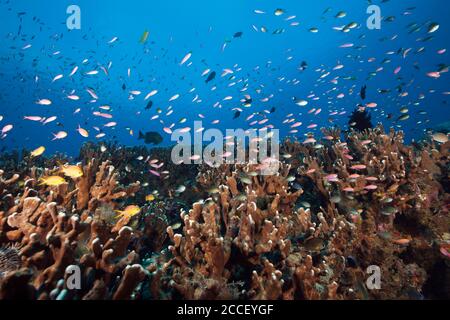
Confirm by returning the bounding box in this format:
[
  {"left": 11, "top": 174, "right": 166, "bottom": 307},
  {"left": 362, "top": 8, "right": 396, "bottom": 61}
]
[{"left": 0, "top": 0, "right": 449, "bottom": 156}]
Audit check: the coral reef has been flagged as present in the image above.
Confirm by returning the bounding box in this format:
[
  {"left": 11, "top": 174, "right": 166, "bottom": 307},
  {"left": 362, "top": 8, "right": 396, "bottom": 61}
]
[{"left": 0, "top": 125, "right": 448, "bottom": 300}]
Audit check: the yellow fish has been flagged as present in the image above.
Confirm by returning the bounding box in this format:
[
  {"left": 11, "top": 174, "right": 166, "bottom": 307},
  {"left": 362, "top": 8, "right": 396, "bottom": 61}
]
[
  {"left": 139, "top": 30, "right": 149, "bottom": 44},
  {"left": 60, "top": 165, "right": 84, "bottom": 178},
  {"left": 145, "top": 194, "right": 155, "bottom": 202},
  {"left": 115, "top": 205, "right": 141, "bottom": 219},
  {"left": 31, "top": 146, "right": 45, "bottom": 158},
  {"left": 39, "top": 176, "right": 67, "bottom": 186}
]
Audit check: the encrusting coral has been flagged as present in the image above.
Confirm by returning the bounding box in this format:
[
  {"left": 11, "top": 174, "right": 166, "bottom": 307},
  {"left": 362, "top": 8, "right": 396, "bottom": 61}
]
[{"left": 0, "top": 125, "right": 448, "bottom": 300}]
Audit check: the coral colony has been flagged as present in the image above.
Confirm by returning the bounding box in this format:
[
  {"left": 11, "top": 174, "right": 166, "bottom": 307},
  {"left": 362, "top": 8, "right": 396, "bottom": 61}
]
[
  {"left": 0, "top": 124, "right": 449, "bottom": 300},
  {"left": 0, "top": 1, "right": 450, "bottom": 302}
]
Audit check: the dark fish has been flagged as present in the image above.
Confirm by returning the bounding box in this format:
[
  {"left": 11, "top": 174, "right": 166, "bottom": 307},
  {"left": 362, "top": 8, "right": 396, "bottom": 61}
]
[
  {"left": 303, "top": 238, "right": 325, "bottom": 252},
  {"left": 346, "top": 256, "right": 359, "bottom": 268},
  {"left": 122, "top": 83, "right": 126, "bottom": 90},
  {"left": 233, "top": 32, "right": 243, "bottom": 38},
  {"left": 242, "top": 97, "right": 252, "bottom": 107},
  {"left": 205, "top": 71, "right": 216, "bottom": 83},
  {"left": 269, "top": 107, "right": 276, "bottom": 113},
  {"left": 145, "top": 100, "right": 153, "bottom": 110},
  {"left": 138, "top": 131, "right": 163, "bottom": 145},
  {"left": 298, "top": 61, "right": 308, "bottom": 71},
  {"left": 233, "top": 111, "right": 241, "bottom": 119},
  {"left": 272, "top": 28, "right": 285, "bottom": 35},
  {"left": 360, "top": 85, "right": 366, "bottom": 100}
]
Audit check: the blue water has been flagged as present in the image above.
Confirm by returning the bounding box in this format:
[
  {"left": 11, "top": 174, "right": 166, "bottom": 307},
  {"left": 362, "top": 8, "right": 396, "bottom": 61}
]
[{"left": 0, "top": 0, "right": 449, "bottom": 156}]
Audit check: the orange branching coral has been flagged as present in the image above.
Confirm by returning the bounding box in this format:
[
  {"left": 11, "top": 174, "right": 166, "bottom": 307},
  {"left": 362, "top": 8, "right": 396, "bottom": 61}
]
[
  {"left": 0, "top": 125, "right": 448, "bottom": 300},
  {"left": 0, "top": 154, "right": 146, "bottom": 300},
  {"left": 161, "top": 125, "right": 449, "bottom": 300},
  {"left": 76, "top": 160, "right": 140, "bottom": 212}
]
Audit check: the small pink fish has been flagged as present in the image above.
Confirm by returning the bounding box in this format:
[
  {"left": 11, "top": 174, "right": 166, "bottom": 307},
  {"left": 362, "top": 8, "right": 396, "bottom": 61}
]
[
  {"left": 325, "top": 174, "right": 339, "bottom": 182},
  {"left": 350, "top": 164, "right": 367, "bottom": 170},
  {"left": 180, "top": 52, "right": 192, "bottom": 66},
  {"left": 394, "top": 66, "right": 401, "bottom": 74},
  {"left": 364, "top": 184, "right": 378, "bottom": 190},
  {"left": 149, "top": 169, "right": 161, "bottom": 177},
  {"left": 163, "top": 127, "right": 173, "bottom": 134},
  {"left": 24, "top": 116, "right": 43, "bottom": 121},
  {"left": 427, "top": 71, "right": 440, "bottom": 78},
  {"left": 150, "top": 162, "right": 164, "bottom": 169},
  {"left": 86, "top": 88, "right": 99, "bottom": 99},
  {"left": 36, "top": 99, "right": 52, "bottom": 105},
  {"left": 69, "top": 66, "right": 78, "bottom": 77},
  {"left": 440, "top": 246, "right": 450, "bottom": 258},
  {"left": 52, "top": 131, "right": 67, "bottom": 141},
  {"left": 344, "top": 154, "right": 354, "bottom": 160},
  {"left": 52, "top": 74, "right": 63, "bottom": 82},
  {"left": 1, "top": 124, "right": 13, "bottom": 135},
  {"left": 103, "top": 122, "right": 117, "bottom": 127},
  {"left": 77, "top": 125, "right": 89, "bottom": 138},
  {"left": 179, "top": 127, "right": 191, "bottom": 133},
  {"left": 43, "top": 116, "right": 57, "bottom": 125},
  {"left": 258, "top": 119, "right": 268, "bottom": 125},
  {"left": 93, "top": 112, "right": 113, "bottom": 119}
]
